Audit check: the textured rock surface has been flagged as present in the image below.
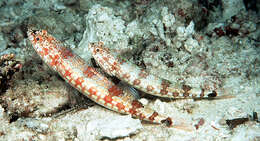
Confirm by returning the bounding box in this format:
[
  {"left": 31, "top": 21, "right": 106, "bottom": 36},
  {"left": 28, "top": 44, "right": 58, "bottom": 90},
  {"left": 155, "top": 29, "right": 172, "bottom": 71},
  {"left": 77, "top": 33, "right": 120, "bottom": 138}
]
[
  {"left": 222, "top": 0, "right": 246, "bottom": 21},
  {"left": 86, "top": 115, "right": 142, "bottom": 139}
]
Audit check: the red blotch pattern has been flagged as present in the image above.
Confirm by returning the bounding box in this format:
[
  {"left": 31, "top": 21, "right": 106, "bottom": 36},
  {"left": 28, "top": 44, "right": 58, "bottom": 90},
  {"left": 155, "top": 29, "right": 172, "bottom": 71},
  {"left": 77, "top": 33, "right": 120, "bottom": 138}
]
[
  {"left": 75, "top": 77, "right": 84, "bottom": 88},
  {"left": 50, "top": 54, "right": 60, "bottom": 66},
  {"left": 108, "top": 85, "right": 123, "bottom": 96},
  {"left": 83, "top": 66, "right": 96, "bottom": 78},
  {"left": 104, "top": 95, "right": 113, "bottom": 104},
  {"left": 116, "top": 103, "right": 125, "bottom": 111}
]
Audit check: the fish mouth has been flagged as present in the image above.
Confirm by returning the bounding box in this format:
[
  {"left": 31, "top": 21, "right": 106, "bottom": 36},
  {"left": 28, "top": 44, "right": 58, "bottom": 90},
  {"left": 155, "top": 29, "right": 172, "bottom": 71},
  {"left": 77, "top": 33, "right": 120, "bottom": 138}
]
[
  {"left": 27, "top": 28, "right": 36, "bottom": 40},
  {"left": 27, "top": 28, "right": 43, "bottom": 43},
  {"left": 88, "top": 42, "right": 96, "bottom": 52},
  {"left": 27, "top": 32, "right": 34, "bottom": 42}
]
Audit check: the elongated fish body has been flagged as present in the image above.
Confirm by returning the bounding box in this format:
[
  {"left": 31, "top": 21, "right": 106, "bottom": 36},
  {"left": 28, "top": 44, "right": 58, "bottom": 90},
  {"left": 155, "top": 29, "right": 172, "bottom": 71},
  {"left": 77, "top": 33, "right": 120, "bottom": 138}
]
[
  {"left": 89, "top": 42, "right": 217, "bottom": 99},
  {"left": 27, "top": 29, "right": 172, "bottom": 126}
]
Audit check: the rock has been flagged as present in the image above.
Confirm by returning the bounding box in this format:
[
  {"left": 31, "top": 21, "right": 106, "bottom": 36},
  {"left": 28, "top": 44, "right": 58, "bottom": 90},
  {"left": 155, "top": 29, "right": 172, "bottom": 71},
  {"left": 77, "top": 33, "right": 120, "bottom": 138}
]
[
  {"left": 1, "top": 78, "right": 76, "bottom": 117},
  {"left": 78, "top": 4, "right": 132, "bottom": 62},
  {"left": 17, "top": 118, "right": 50, "bottom": 134},
  {"left": 86, "top": 115, "right": 143, "bottom": 139},
  {"left": 177, "top": 21, "right": 195, "bottom": 40},
  {"left": 222, "top": 0, "right": 246, "bottom": 21},
  {"left": 81, "top": 4, "right": 129, "bottom": 51},
  {"left": 184, "top": 38, "right": 199, "bottom": 53},
  {"left": 161, "top": 7, "right": 176, "bottom": 29},
  {"left": 0, "top": 33, "right": 7, "bottom": 55},
  {"left": 0, "top": 105, "right": 8, "bottom": 123}
]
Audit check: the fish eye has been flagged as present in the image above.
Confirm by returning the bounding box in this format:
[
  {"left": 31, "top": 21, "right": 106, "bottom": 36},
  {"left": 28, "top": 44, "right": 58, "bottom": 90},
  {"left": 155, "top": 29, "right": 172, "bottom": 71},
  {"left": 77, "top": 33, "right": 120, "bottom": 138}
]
[
  {"left": 96, "top": 48, "right": 99, "bottom": 52},
  {"left": 36, "top": 37, "right": 40, "bottom": 41}
]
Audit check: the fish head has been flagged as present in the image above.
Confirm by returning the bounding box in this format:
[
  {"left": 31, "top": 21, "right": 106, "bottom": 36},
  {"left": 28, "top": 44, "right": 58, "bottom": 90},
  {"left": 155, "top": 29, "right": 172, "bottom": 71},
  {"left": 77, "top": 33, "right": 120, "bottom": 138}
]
[
  {"left": 27, "top": 28, "right": 61, "bottom": 58},
  {"left": 27, "top": 29, "right": 49, "bottom": 49},
  {"left": 88, "top": 42, "right": 110, "bottom": 56}
]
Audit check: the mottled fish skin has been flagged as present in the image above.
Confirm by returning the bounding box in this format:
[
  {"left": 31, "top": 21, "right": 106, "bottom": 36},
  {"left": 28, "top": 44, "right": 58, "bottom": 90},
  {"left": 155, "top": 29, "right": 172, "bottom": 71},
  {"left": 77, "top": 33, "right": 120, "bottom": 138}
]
[
  {"left": 27, "top": 29, "right": 172, "bottom": 126},
  {"left": 89, "top": 42, "right": 217, "bottom": 99}
]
